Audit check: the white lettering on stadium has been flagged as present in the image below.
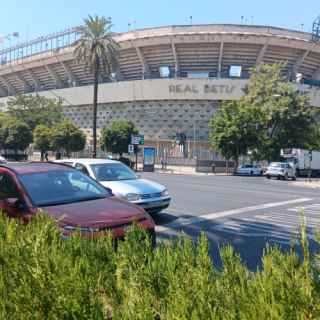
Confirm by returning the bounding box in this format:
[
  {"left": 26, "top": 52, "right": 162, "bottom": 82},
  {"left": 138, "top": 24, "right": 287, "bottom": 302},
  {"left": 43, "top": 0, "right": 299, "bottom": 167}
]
[{"left": 169, "top": 84, "right": 235, "bottom": 94}]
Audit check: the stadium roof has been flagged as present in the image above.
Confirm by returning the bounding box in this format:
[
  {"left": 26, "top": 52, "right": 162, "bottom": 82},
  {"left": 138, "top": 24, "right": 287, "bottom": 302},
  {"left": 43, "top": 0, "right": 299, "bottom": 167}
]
[{"left": 0, "top": 24, "right": 319, "bottom": 97}]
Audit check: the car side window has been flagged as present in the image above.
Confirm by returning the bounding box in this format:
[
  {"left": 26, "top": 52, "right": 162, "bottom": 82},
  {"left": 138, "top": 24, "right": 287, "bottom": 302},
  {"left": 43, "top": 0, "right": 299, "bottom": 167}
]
[
  {"left": 75, "top": 163, "right": 90, "bottom": 176},
  {"left": 68, "top": 172, "right": 102, "bottom": 195},
  {"left": 0, "top": 173, "right": 19, "bottom": 200}
]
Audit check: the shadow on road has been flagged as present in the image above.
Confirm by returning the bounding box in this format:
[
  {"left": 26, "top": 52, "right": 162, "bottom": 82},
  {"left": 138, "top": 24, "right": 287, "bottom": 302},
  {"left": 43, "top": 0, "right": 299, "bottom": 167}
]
[
  {"left": 150, "top": 211, "right": 179, "bottom": 225},
  {"left": 154, "top": 213, "right": 320, "bottom": 271}
]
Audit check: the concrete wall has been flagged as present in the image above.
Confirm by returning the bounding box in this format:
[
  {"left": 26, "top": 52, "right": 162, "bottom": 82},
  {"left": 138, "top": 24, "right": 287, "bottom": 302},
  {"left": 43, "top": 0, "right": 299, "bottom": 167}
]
[{"left": 1, "top": 78, "right": 319, "bottom": 108}]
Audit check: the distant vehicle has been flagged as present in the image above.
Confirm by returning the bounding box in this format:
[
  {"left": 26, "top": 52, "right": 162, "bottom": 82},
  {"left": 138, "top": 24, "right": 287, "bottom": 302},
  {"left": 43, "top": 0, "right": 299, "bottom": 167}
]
[
  {"left": 265, "top": 162, "right": 296, "bottom": 180},
  {"left": 235, "top": 164, "right": 263, "bottom": 176},
  {"left": 281, "top": 148, "right": 320, "bottom": 177},
  {"left": 0, "top": 162, "right": 155, "bottom": 242},
  {"left": 0, "top": 156, "right": 7, "bottom": 163},
  {"left": 54, "top": 159, "right": 171, "bottom": 214}
]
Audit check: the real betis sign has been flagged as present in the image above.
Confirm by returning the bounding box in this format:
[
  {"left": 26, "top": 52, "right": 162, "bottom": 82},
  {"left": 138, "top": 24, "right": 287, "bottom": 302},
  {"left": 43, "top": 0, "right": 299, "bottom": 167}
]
[{"left": 169, "top": 84, "right": 236, "bottom": 94}]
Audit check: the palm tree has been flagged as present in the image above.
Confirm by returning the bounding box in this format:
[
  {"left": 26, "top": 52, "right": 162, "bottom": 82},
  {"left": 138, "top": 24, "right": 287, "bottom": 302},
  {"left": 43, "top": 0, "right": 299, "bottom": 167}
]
[{"left": 74, "top": 15, "right": 120, "bottom": 158}]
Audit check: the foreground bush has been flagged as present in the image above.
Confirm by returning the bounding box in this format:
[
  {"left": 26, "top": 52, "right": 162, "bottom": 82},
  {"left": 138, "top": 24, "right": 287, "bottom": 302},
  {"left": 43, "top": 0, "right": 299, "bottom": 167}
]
[{"left": 0, "top": 213, "right": 320, "bottom": 319}]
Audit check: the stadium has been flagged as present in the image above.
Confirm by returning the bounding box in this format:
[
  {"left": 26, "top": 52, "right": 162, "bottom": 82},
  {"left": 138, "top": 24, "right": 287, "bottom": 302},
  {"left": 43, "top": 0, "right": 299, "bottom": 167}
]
[{"left": 0, "top": 23, "right": 320, "bottom": 160}]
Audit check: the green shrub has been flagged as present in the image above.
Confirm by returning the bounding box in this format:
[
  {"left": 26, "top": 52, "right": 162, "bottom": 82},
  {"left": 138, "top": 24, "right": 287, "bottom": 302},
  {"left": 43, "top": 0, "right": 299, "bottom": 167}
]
[{"left": 0, "top": 212, "right": 320, "bottom": 319}]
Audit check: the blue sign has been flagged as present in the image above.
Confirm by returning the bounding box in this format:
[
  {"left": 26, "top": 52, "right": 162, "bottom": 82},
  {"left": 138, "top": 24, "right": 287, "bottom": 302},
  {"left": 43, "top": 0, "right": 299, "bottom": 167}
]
[{"left": 143, "top": 147, "right": 156, "bottom": 166}]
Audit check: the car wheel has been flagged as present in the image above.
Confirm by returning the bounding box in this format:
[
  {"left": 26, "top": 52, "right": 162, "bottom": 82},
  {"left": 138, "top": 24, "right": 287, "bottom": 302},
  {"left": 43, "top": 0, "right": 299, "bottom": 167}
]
[
  {"left": 266, "top": 175, "right": 271, "bottom": 179},
  {"left": 292, "top": 176, "right": 297, "bottom": 181},
  {"left": 284, "top": 173, "right": 288, "bottom": 180},
  {"left": 250, "top": 171, "right": 253, "bottom": 176},
  {"left": 277, "top": 175, "right": 281, "bottom": 180}
]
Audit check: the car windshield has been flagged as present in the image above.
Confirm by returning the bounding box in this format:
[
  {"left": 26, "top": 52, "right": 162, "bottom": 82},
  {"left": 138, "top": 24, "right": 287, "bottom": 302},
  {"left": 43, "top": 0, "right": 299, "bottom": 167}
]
[
  {"left": 270, "top": 163, "right": 284, "bottom": 168},
  {"left": 19, "top": 169, "right": 110, "bottom": 207},
  {"left": 90, "top": 163, "right": 137, "bottom": 181}
]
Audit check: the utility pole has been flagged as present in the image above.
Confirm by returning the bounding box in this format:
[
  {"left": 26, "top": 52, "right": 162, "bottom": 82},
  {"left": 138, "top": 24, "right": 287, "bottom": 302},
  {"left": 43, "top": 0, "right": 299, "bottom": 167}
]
[{"left": 308, "top": 150, "right": 312, "bottom": 181}]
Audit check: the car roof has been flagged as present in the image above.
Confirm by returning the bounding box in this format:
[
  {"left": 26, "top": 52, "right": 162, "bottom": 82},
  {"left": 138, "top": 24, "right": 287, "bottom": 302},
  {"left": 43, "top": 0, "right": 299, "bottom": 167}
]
[
  {"left": 57, "top": 158, "right": 121, "bottom": 165},
  {"left": 0, "top": 162, "right": 72, "bottom": 174}
]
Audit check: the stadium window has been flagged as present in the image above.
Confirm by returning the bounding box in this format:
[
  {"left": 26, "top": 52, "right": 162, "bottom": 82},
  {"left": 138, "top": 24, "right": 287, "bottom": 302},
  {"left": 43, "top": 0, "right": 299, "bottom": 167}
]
[
  {"left": 187, "top": 71, "right": 209, "bottom": 78},
  {"left": 229, "top": 65, "right": 242, "bottom": 78},
  {"left": 159, "top": 66, "right": 170, "bottom": 78}
]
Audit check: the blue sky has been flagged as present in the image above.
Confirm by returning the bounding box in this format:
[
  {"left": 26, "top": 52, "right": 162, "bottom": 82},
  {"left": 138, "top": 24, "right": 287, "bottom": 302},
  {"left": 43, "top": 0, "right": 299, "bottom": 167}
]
[{"left": 0, "top": 0, "right": 319, "bottom": 46}]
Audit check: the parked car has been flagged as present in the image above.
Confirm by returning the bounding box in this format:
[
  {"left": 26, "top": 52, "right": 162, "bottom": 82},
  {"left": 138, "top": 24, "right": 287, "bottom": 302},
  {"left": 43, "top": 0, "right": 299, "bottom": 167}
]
[
  {"left": 0, "top": 162, "right": 155, "bottom": 242},
  {"left": 265, "top": 162, "right": 296, "bottom": 180},
  {"left": 54, "top": 159, "right": 171, "bottom": 214},
  {"left": 0, "top": 155, "right": 7, "bottom": 163},
  {"left": 235, "top": 164, "right": 263, "bottom": 176}
]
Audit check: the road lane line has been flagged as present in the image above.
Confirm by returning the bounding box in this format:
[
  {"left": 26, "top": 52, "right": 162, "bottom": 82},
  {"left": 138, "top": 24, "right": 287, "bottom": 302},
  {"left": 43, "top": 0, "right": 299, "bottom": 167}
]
[{"left": 158, "top": 198, "right": 313, "bottom": 231}]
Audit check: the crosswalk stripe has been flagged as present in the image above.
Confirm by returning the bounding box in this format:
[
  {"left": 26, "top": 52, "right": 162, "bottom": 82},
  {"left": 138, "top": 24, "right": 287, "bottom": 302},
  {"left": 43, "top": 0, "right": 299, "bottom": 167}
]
[
  {"left": 212, "top": 223, "right": 294, "bottom": 242},
  {"left": 217, "top": 220, "right": 301, "bottom": 235},
  {"left": 163, "top": 198, "right": 313, "bottom": 230},
  {"left": 254, "top": 215, "right": 320, "bottom": 228},
  {"left": 240, "top": 217, "right": 301, "bottom": 230},
  {"left": 257, "top": 213, "right": 320, "bottom": 226}
]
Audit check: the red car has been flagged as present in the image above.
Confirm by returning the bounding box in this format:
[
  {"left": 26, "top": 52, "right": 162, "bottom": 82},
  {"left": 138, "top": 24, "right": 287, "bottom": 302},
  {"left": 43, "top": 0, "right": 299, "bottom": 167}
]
[{"left": 0, "top": 162, "right": 155, "bottom": 242}]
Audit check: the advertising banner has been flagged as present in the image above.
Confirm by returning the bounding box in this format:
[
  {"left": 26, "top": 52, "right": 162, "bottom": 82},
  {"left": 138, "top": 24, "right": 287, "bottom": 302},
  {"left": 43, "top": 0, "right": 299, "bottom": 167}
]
[{"left": 143, "top": 147, "right": 156, "bottom": 172}]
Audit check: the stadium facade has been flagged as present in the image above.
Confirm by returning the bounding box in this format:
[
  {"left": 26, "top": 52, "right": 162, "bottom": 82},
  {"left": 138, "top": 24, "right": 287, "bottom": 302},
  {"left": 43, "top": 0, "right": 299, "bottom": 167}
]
[{"left": 0, "top": 24, "right": 320, "bottom": 158}]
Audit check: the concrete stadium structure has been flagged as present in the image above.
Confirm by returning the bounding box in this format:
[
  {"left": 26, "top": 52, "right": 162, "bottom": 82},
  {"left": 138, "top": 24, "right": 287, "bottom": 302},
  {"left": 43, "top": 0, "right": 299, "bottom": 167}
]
[{"left": 0, "top": 24, "right": 320, "bottom": 158}]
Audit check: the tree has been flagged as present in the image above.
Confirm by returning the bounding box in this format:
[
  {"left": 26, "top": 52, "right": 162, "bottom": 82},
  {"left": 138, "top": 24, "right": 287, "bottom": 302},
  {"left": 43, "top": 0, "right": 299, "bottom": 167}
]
[
  {"left": 0, "top": 117, "right": 32, "bottom": 154},
  {"left": 100, "top": 120, "right": 138, "bottom": 156},
  {"left": 245, "top": 64, "right": 320, "bottom": 161},
  {"left": 74, "top": 15, "right": 120, "bottom": 158},
  {"left": 51, "top": 121, "right": 86, "bottom": 157},
  {"left": 209, "top": 63, "right": 320, "bottom": 164},
  {"left": 209, "top": 101, "right": 263, "bottom": 168},
  {"left": 7, "top": 94, "right": 63, "bottom": 131},
  {"left": 33, "top": 125, "right": 53, "bottom": 160}
]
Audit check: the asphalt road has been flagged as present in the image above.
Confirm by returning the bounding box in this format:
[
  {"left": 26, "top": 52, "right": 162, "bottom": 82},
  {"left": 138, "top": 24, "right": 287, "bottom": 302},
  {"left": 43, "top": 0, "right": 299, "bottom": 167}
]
[{"left": 142, "top": 173, "right": 320, "bottom": 269}]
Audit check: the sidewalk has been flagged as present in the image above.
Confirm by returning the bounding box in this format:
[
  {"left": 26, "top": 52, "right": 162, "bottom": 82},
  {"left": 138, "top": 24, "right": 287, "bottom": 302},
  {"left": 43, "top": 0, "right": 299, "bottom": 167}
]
[
  {"left": 140, "top": 164, "right": 233, "bottom": 176},
  {"left": 290, "top": 179, "right": 320, "bottom": 189}
]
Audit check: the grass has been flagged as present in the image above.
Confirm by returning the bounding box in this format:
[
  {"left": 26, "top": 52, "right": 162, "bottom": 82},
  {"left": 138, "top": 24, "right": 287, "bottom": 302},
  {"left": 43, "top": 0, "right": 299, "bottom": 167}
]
[{"left": 0, "top": 212, "right": 320, "bottom": 319}]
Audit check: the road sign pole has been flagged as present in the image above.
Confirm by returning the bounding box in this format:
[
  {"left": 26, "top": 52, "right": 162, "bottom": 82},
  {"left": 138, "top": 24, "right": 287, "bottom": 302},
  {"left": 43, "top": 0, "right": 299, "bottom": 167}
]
[{"left": 135, "top": 149, "right": 138, "bottom": 171}]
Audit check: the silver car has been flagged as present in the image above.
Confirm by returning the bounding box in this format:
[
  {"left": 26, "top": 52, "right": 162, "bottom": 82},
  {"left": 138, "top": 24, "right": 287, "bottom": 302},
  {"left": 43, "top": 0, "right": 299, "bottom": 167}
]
[
  {"left": 235, "top": 164, "right": 263, "bottom": 176},
  {"left": 55, "top": 158, "right": 171, "bottom": 213},
  {"left": 265, "top": 162, "right": 296, "bottom": 180}
]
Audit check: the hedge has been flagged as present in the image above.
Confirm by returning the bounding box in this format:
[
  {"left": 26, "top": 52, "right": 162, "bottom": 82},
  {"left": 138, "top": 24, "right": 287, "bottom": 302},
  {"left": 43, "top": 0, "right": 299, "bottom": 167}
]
[{"left": 0, "top": 213, "right": 320, "bottom": 319}]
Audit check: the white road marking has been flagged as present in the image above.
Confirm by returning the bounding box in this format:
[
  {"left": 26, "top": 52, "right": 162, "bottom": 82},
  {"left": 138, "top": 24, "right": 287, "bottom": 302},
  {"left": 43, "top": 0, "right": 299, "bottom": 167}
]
[
  {"left": 212, "top": 222, "right": 293, "bottom": 242},
  {"left": 159, "top": 198, "right": 313, "bottom": 231},
  {"left": 256, "top": 214, "right": 320, "bottom": 228},
  {"left": 288, "top": 203, "right": 320, "bottom": 215}
]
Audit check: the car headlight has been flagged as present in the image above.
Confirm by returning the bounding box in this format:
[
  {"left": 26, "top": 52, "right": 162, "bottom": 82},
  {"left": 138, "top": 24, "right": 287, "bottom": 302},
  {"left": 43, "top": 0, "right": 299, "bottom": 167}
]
[
  {"left": 161, "top": 189, "right": 169, "bottom": 197},
  {"left": 124, "top": 193, "right": 141, "bottom": 201},
  {"left": 63, "top": 225, "right": 100, "bottom": 233}
]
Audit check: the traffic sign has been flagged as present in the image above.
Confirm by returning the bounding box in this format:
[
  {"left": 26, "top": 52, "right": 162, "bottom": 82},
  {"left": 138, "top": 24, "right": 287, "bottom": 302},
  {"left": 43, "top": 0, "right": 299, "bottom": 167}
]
[
  {"left": 131, "top": 134, "right": 144, "bottom": 145},
  {"left": 128, "top": 144, "right": 134, "bottom": 154}
]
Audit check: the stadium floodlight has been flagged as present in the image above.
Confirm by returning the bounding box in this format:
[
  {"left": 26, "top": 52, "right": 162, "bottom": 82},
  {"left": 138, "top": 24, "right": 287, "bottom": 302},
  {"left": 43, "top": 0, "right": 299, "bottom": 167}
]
[{"left": 312, "top": 15, "right": 320, "bottom": 42}]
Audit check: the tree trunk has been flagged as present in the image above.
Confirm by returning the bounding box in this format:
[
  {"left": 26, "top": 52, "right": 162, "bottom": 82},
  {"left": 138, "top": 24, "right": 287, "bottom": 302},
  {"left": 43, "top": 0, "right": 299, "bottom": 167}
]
[{"left": 92, "top": 60, "right": 99, "bottom": 158}]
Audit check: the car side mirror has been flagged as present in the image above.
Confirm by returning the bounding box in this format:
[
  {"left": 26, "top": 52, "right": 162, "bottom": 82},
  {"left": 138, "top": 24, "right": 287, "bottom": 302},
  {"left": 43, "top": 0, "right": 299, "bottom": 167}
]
[{"left": 104, "top": 187, "right": 114, "bottom": 196}]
